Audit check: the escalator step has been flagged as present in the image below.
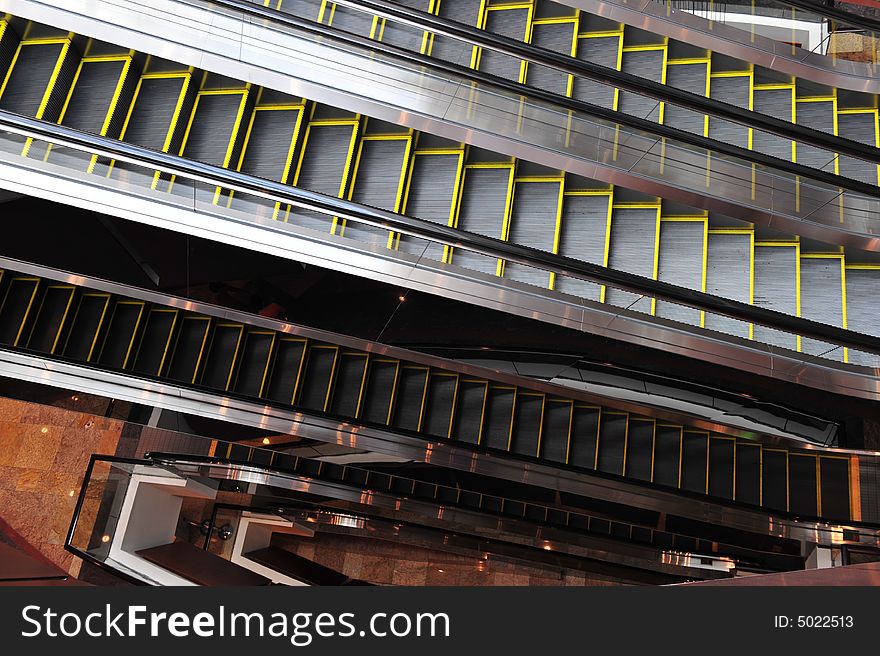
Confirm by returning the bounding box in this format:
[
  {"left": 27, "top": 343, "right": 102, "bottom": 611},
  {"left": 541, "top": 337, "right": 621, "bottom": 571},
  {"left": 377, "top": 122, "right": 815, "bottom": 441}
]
[
  {"left": 800, "top": 257, "right": 845, "bottom": 360},
  {"left": 477, "top": 8, "right": 528, "bottom": 83},
  {"left": 0, "top": 278, "right": 39, "bottom": 345},
  {"left": 0, "top": 42, "right": 66, "bottom": 117},
  {"left": 837, "top": 112, "right": 877, "bottom": 184},
  {"left": 423, "top": 372, "right": 457, "bottom": 438},
  {"left": 664, "top": 63, "right": 707, "bottom": 135},
  {"left": 605, "top": 207, "right": 657, "bottom": 313},
  {"left": 326, "top": 3, "right": 375, "bottom": 37},
  {"left": 201, "top": 324, "right": 244, "bottom": 391},
  {"left": 753, "top": 245, "right": 798, "bottom": 351},
  {"left": 509, "top": 392, "right": 543, "bottom": 457},
  {"left": 618, "top": 49, "right": 664, "bottom": 122},
  {"left": 526, "top": 21, "right": 575, "bottom": 96},
  {"left": 819, "top": 457, "right": 850, "bottom": 521},
  {"left": 554, "top": 193, "right": 609, "bottom": 301},
  {"left": 844, "top": 269, "right": 880, "bottom": 368},
  {"left": 596, "top": 412, "right": 626, "bottom": 475},
  {"left": 680, "top": 431, "right": 708, "bottom": 493},
  {"left": 708, "top": 436, "right": 734, "bottom": 500},
  {"left": 392, "top": 366, "right": 428, "bottom": 432},
  {"left": 624, "top": 419, "right": 653, "bottom": 482},
  {"left": 652, "top": 426, "right": 681, "bottom": 488},
  {"left": 121, "top": 76, "right": 190, "bottom": 151},
  {"left": 62, "top": 293, "right": 109, "bottom": 361},
  {"left": 233, "top": 331, "right": 275, "bottom": 397},
  {"left": 430, "top": 0, "right": 481, "bottom": 67},
  {"left": 570, "top": 35, "right": 619, "bottom": 110},
  {"left": 795, "top": 100, "right": 836, "bottom": 169},
  {"left": 265, "top": 338, "right": 306, "bottom": 405},
  {"left": 568, "top": 405, "right": 599, "bottom": 469},
  {"left": 789, "top": 453, "right": 818, "bottom": 517},
  {"left": 704, "top": 232, "right": 751, "bottom": 339},
  {"left": 166, "top": 317, "right": 211, "bottom": 383},
  {"left": 97, "top": 301, "right": 144, "bottom": 369},
  {"left": 132, "top": 309, "right": 177, "bottom": 376},
  {"left": 360, "top": 359, "right": 398, "bottom": 425},
  {"left": 539, "top": 399, "right": 572, "bottom": 464},
  {"left": 329, "top": 352, "right": 368, "bottom": 418},
  {"left": 291, "top": 122, "right": 357, "bottom": 232},
  {"left": 481, "top": 385, "right": 516, "bottom": 451},
  {"left": 26, "top": 286, "right": 73, "bottom": 353},
  {"left": 277, "top": 0, "right": 323, "bottom": 22},
  {"left": 298, "top": 345, "right": 338, "bottom": 411},
  {"left": 753, "top": 88, "right": 793, "bottom": 160},
  {"left": 451, "top": 166, "right": 511, "bottom": 275},
  {"left": 503, "top": 180, "right": 560, "bottom": 288},
  {"left": 397, "top": 151, "right": 461, "bottom": 262},
  {"left": 342, "top": 137, "right": 409, "bottom": 245},
  {"left": 450, "top": 380, "right": 487, "bottom": 444},
  {"left": 761, "top": 449, "right": 788, "bottom": 512},
  {"left": 655, "top": 220, "right": 703, "bottom": 325},
  {"left": 708, "top": 76, "right": 750, "bottom": 149},
  {"left": 379, "top": 0, "right": 431, "bottom": 52},
  {"left": 735, "top": 443, "right": 761, "bottom": 506}
]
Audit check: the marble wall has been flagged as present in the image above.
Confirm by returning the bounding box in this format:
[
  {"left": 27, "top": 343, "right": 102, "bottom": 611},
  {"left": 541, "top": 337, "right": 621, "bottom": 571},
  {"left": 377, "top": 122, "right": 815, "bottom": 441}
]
[{"left": 0, "top": 397, "right": 123, "bottom": 576}]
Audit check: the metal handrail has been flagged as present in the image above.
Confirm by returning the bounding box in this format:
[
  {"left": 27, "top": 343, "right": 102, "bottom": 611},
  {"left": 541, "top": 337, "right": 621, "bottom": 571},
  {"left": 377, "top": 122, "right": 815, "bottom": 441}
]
[{"left": 3, "top": 109, "right": 880, "bottom": 355}]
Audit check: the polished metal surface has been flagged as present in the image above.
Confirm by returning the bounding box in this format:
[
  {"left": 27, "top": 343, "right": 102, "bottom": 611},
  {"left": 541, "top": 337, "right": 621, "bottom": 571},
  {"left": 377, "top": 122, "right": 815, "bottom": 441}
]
[
  {"left": 1, "top": 346, "right": 877, "bottom": 544},
  {"left": 1, "top": 143, "right": 879, "bottom": 402},
  {"left": 559, "top": 0, "right": 880, "bottom": 93},
  {"left": 4, "top": 0, "right": 880, "bottom": 250}
]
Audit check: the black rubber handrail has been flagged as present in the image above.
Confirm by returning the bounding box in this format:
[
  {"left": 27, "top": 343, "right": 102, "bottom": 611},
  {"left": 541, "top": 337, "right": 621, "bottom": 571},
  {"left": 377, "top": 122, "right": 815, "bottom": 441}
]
[
  {"left": 5, "top": 109, "right": 880, "bottom": 355},
  {"left": 211, "top": 0, "right": 880, "bottom": 165},
  {"left": 191, "top": 0, "right": 880, "bottom": 198}
]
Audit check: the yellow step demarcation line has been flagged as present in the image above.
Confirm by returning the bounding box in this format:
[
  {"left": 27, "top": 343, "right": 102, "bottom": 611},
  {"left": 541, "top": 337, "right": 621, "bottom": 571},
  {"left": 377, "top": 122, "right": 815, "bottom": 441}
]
[{"left": 0, "top": 277, "right": 40, "bottom": 347}]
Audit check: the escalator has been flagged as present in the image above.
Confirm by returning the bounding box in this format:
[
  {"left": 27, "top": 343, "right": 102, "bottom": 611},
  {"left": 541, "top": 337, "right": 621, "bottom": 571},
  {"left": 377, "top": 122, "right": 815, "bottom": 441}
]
[
  {"left": 0, "top": 20, "right": 877, "bottom": 373},
  {"left": 0, "top": 261, "right": 859, "bottom": 524}
]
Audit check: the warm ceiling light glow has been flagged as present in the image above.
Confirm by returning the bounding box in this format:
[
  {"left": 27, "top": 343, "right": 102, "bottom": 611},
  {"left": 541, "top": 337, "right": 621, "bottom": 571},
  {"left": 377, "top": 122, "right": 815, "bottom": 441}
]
[
  {"left": 543, "top": 543, "right": 552, "bottom": 551},
  {"left": 101, "top": 535, "right": 111, "bottom": 543},
  {"left": 398, "top": 294, "right": 407, "bottom": 302},
  {"left": 437, "top": 569, "right": 444, "bottom": 573},
  {"left": 71, "top": 395, "right": 79, "bottom": 401},
  {"left": 41, "top": 427, "right": 48, "bottom": 434},
  {"left": 262, "top": 437, "right": 271, "bottom": 445},
  {"left": 68, "top": 490, "right": 75, "bottom": 497}
]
